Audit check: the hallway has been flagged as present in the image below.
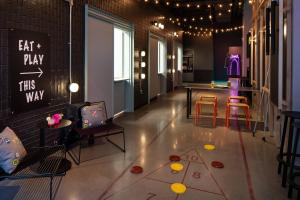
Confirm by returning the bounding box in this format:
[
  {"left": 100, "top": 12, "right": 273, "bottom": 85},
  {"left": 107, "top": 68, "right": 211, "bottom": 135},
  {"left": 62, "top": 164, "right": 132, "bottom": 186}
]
[{"left": 56, "top": 90, "right": 287, "bottom": 200}]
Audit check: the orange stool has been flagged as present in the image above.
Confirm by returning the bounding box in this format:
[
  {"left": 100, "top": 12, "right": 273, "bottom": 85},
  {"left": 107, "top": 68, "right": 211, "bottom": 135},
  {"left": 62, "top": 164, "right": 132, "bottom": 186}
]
[
  {"left": 226, "top": 102, "right": 251, "bottom": 129},
  {"left": 194, "top": 97, "right": 217, "bottom": 127},
  {"left": 227, "top": 96, "right": 248, "bottom": 104},
  {"left": 200, "top": 95, "right": 218, "bottom": 114}
]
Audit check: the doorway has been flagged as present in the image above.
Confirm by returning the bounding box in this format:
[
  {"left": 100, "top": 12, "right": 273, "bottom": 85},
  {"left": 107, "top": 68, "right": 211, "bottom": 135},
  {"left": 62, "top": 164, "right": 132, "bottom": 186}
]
[
  {"left": 148, "top": 32, "right": 167, "bottom": 102},
  {"left": 84, "top": 5, "right": 134, "bottom": 118}
]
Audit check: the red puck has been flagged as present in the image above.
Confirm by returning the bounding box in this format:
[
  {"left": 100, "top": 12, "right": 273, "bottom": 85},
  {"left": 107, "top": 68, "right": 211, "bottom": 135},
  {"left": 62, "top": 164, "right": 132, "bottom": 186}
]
[
  {"left": 211, "top": 161, "right": 224, "bottom": 169},
  {"left": 130, "top": 166, "right": 143, "bottom": 174},
  {"left": 169, "top": 155, "right": 181, "bottom": 162}
]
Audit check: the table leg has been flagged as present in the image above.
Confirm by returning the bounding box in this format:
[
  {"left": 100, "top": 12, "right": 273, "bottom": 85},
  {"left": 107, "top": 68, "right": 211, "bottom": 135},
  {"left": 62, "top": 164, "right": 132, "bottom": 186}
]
[
  {"left": 40, "top": 128, "right": 45, "bottom": 147},
  {"left": 189, "top": 89, "right": 192, "bottom": 117},
  {"left": 186, "top": 88, "right": 190, "bottom": 119}
]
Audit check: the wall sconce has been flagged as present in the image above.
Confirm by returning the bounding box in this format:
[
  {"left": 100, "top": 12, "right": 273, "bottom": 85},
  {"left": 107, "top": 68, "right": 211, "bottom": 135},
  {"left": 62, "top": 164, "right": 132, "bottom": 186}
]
[
  {"left": 172, "top": 69, "right": 176, "bottom": 74},
  {"left": 172, "top": 55, "right": 176, "bottom": 60},
  {"left": 139, "top": 50, "right": 146, "bottom": 94},
  {"left": 69, "top": 82, "right": 79, "bottom": 93},
  {"left": 141, "top": 62, "right": 146, "bottom": 68},
  {"left": 152, "top": 21, "right": 165, "bottom": 30}
]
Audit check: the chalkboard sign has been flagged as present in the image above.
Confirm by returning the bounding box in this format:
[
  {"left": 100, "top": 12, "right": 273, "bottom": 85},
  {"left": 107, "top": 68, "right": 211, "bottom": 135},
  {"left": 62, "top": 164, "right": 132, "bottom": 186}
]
[{"left": 9, "top": 30, "right": 50, "bottom": 114}]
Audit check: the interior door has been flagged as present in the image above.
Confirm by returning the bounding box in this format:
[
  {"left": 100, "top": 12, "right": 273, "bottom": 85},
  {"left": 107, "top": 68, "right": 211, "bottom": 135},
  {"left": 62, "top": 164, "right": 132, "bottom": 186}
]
[{"left": 86, "top": 16, "right": 114, "bottom": 118}]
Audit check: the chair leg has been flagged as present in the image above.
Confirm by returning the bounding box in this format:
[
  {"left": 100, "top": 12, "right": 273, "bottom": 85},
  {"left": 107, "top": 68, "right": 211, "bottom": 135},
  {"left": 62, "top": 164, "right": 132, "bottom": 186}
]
[
  {"left": 50, "top": 176, "right": 53, "bottom": 200},
  {"left": 282, "top": 119, "right": 295, "bottom": 187},
  {"left": 213, "top": 104, "right": 216, "bottom": 127},
  {"left": 194, "top": 103, "right": 198, "bottom": 125},
  {"left": 122, "top": 131, "right": 126, "bottom": 152},
  {"left": 288, "top": 128, "right": 300, "bottom": 198},
  {"left": 226, "top": 105, "right": 230, "bottom": 127},
  {"left": 278, "top": 116, "right": 288, "bottom": 174},
  {"left": 288, "top": 184, "right": 293, "bottom": 199},
  {"left": 244, "top": 107, "right": 250, "bottom": 129}
]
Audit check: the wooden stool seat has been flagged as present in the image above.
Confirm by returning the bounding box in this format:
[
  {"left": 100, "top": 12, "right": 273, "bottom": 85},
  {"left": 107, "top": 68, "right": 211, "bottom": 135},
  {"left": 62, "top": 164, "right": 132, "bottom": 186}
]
[
  {"left": 227, "top": 96, "right": 248, "bottom": 104},
  {"left": 227, "top": 102, "right": 249, "bottom": 108},
  {"left": 194, "top": 97, "right": 217, "bottom": 127},
  {"left": 226, "top": 102, "right": 250, "bottom": 129},
  {"left": 195, "top": 100, "right": 216, "bottom": 105}
]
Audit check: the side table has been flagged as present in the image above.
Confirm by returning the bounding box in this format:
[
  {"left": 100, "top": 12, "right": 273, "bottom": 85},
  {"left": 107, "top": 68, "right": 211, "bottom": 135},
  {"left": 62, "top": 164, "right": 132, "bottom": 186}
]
[{"left": 39, "top": 119, "right": 73, "bottom": 173}]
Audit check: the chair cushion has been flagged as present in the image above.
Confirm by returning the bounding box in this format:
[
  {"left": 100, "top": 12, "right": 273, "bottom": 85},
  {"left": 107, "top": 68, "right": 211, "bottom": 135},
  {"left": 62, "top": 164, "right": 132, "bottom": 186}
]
[
  {"left": 0, "top": 127, "right": 27, "bottom": 174},
  {"left": 81, "top": 104, "right": 107, "bottom": 129}
]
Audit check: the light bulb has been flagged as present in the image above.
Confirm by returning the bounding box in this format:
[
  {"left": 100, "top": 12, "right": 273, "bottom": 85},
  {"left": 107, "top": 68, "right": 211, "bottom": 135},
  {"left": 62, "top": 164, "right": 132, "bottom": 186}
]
[{"left": 69, "top": 83, "right": 79, "bottom": 93}]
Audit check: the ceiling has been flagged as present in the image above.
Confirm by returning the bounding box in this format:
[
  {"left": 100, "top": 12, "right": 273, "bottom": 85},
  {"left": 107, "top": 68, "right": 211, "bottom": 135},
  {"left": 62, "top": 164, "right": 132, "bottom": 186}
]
[{"left": 142, "top": 0, "right": 244, "bottom": 31}]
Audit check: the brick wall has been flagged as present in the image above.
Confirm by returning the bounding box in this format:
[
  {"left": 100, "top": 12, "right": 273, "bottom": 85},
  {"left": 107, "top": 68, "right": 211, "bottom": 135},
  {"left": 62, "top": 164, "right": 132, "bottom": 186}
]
[{"left": 0, "top": 0, "right": 181, "bottom": 148}]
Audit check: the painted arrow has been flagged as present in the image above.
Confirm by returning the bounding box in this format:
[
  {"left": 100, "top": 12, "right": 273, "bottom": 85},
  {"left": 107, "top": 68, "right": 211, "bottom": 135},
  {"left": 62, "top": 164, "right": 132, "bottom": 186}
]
[{"left": 20, "top": 67, "right": 43, "bottom": 78}]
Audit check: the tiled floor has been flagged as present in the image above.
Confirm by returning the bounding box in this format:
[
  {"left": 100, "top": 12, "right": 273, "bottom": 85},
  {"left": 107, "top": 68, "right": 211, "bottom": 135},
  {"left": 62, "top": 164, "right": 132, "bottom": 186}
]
[{"left": 51, "top": 89, "right": 289, "bottom": 200}]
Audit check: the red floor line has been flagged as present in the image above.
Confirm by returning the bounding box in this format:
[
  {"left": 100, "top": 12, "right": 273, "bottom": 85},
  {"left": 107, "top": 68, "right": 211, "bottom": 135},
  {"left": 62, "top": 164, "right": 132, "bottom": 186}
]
[
  {"left": 145, "top": 177, "right": 173, "bottom": 185},
  {"left": 236, "top": 117, "right": 256, "bottom": 200},
  {"left": 181, "top": 161, "right": 190, "bottom": 184},
  {"left": 195, "top": 150, "right": 228, "bottom": 200},
  {"left": 188, "top": 186, "right": 225, "bottom": 197},
  {"left": 173, "top": 161, "right": 190, "bottom": 200},
  {"left": 98, "top": 107, "right": 185, "bottom": 200}
]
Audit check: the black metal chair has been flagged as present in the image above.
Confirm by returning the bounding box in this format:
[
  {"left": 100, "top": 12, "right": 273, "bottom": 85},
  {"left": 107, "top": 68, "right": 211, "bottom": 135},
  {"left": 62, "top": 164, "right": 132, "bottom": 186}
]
[
  {"left": 288, "top": 122, "right": 300, "bottom": 199},
  {"left": 0, "top": 145, "right": 66, "bottom": 200},
  {"left": 277, "top": 111, "right": 300, "bottom": 187},
  {"left": 67, "top": 101, "right": 126, "bottom": 165}
]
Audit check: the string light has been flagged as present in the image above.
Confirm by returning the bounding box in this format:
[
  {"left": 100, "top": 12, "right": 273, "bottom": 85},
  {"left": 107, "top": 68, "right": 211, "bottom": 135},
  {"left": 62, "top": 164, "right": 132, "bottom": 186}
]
[
  {"left": 183, "top": 26, "right": 244, "bottom": 38},
  {"left": 142, "top": 0, "right": 241, "bottom": 9}
]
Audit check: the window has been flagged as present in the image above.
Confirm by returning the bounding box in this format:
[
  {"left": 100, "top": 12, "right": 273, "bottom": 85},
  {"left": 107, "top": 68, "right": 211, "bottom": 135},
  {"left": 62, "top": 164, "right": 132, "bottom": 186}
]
[
  {"left": 177, "top": 47, "right": 183, "bottom": 71},
  {"left": 158, "top": 41, "right": 165, "bottom": 74},
  {"left": 114, "top": 27, "right": 131, "bottom": 80}
]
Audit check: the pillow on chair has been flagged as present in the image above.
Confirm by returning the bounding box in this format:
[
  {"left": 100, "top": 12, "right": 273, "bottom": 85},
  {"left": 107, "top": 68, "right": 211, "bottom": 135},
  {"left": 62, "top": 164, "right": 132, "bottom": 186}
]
[
  {"left": 81, "top": 103, "right": 107, "bottom": 128},
  {"left": 0, "top": 127, "right": 27, "bottom": 174}
]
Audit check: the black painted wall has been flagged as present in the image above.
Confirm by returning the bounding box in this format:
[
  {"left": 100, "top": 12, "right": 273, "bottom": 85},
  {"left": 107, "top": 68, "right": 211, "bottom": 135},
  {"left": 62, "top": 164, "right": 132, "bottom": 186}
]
[
  {"left": 213, "top": 31, "right": 242, "bottom": 81},
  {"left": 183, "top": 36, "right": 214, "bottom": 83},
  {"left": 0, "top": 0, "right": 181, "bottom": 148}
]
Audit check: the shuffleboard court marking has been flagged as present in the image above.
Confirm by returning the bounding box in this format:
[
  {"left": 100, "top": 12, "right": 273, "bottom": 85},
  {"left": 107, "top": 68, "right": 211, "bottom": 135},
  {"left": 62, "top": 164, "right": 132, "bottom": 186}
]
[{"left": 103, "top": 148, "right": 227, "bottom": 200}]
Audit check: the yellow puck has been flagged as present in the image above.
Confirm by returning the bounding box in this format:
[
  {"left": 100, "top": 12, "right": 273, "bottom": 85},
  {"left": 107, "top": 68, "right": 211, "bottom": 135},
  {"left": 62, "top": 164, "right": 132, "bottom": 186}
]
[
  {"left": 204, "top": 144, "right": 216, "bottom": 151},
  {"left": 170, "top": 183, "right": 187, "bottom": 194},
  {"left": 170, "top": 163, "right": 184, "bottom": 172}
]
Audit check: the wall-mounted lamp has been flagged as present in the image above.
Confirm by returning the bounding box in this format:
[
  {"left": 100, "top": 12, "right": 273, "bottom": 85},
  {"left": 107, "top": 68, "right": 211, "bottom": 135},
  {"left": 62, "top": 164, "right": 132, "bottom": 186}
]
[
  {"left": 141, "top": 62, "right": 146, "bottom": 68},
  {"left": 173, "top": 32, "right": 179, "bottom": 37},
  {"left": 172, "top": 69, "right": 176, "bottom": 74},
  {"left": 172, "top": 55, "right": 176, "bottom": 60},
  {"left": 139, "top": 50, "right": 146, "bottom": 94},
  {"left": 69, "top": 82, "right": 79, "bottom": 93},
  {"left": 141, "top": 73, "right": 146, "bottom": 79},
  {"left": 152, "top": 21, "right": 165, "bottom": 30}
]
